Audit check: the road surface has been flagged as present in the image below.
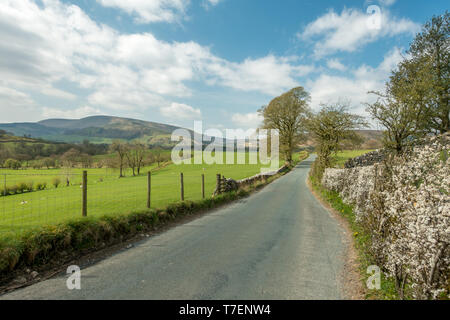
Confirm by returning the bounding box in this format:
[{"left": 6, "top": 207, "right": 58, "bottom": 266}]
[{"left": 1, "top": 155, "right": 347, "bottom": 300}]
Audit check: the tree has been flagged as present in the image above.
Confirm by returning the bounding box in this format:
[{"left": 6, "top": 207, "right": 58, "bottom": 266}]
[
  {"left": 307, "top": 102, "right": 367, "bottom": 174},
  {"left": 408, "top": 11, "right": 449, "bottom": 133},
  {"left": 4, "top": 158, "right": 21, "bottom": 170},
  {"left": 42, "top": 157, "right": 56, "bottom": 169},
  {"left": 134, "top": 143, "right": 146, "bottom": 175},
  {"left": 340, "top": 132, "right": 365, "bottom": 150},
  {"left": 125, "top": 143, "right": 146, "bottom": 176},
  {"left": 79, "top": 153, "right": 93, "bottom": 168},
  {"left": 60, "top": 148, "right": 81, "bottom": 168},
  {"left": 146, "top": 153, "right": 156, "bottom": 167},
  {"left": 153, "top": 150, "right": 170, "bottom": 167},
  {"left": 366, "top": 60, "right": 431, "bottom": 154},
  {"left": 259, "top": 87, "right": 310, "bottom": 163},
  {"left": 30, "top": 143, "right": 45, "bottom": 158},
  {"left": 110, "top": 140, "right": 128, "bottom": 178}
]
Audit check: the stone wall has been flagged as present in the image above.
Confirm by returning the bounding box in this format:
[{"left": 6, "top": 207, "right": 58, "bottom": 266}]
[
  {"left": 213, "top": 165, "right": 289, "bottom": 196},
  {"left": 344, "top": 150, "right": 386, "bottom": 168}
]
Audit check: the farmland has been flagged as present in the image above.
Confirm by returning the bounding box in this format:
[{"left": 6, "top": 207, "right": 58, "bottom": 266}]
[
  {"left": 0, "top": 151, "right": 307, "bottom": 237},
  {"left": 334, "top": 149, "right": 375, "bottom": 168}
]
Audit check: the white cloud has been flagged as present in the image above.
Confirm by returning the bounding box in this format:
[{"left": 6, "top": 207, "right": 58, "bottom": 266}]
[
  {"left": 326, "top": 59, "right": 346, "bottom": 71},
  {"left": 307, "top": 47, "right": 404, "bottom": 116},
  {"left": 378, "top": 0, "right": 396, "bottom": 6},
  {"left": 206, "top": 55, "right": 314, "bottom": 96},
  {"left": 0, "top": 86, "right": 41, "bottom": 122},
  {"left": 97, "top": 0, "right": 222, "bottom": 24},
  {"left": 160, "top": 102, "right": 202, "bottom": 120},
  {"left": 202, "top": 0, "right": 222, "bottom": 9},
  {"left": 0, "top": 0, "right": 312, "bottom": 122},
  {"left": 231, "top": 112, "right": 263, "bottom": 129},
  {"left": 42, "top": 106, "right": 102, "bottom": 119},
  {"left": 96, "top": 0, "right": 188, "bottom": 24},
  {"left": 298, "top": 8, "right": 419, "bottom": 57}
]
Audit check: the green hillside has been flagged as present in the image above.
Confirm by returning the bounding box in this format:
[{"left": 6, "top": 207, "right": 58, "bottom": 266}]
[{"left": 0, "top": 116, "right": 185, "bottom": 145}]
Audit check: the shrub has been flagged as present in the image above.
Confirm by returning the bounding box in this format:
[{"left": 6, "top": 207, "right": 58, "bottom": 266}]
[
  {"left": 35, "top": 182, "right": 47, "bottom": 191},
  {"left": 26, "top": 181, "right": 34, "bottom": 192},
  {"left": 16, "top": 182, "right": 28, "bottom": 194},
  {"left": 8, "top": 185, "right": 17, "bottom": 195},
  {"left": 52, "top": 178, "right": 61, "bottom": 189}
]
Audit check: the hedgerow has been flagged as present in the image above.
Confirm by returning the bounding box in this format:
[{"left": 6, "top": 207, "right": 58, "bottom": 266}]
[{"left": 321, "top": 133, "right": 450, "bottom": 299}]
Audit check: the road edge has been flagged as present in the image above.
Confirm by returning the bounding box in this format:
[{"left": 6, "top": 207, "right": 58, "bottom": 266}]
[{"left": 306, "top": 177, "right": 365, "bottom": 300}]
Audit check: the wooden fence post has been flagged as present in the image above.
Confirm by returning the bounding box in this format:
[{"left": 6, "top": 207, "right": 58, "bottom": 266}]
[
  {"left": 216, "top": 174, "right": 221, "bottom": 195},
  {"left": 201, "top": 174, "right": 205, "bottom": 199},
  {"left": 82, "top": 170, "right": 87, "bottom": 217},
  {"left": 180, "top": 172, "right": 184, "bottom": 201},
  {"left": 147, "top": 171, "right": 151, "bottom": 209}
]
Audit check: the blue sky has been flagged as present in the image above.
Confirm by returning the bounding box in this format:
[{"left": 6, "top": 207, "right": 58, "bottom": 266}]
[{"left": 0, "top": 0, "right": 447, "bottom": 129}]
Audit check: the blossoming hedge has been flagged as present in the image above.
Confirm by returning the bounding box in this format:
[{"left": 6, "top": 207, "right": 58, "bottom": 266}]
[{"left": 322, "top": 133, "right": 449, "bottom": 299}]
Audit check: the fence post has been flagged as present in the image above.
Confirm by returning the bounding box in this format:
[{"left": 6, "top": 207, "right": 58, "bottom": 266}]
[
  {"left": 147, "top": 171, "right": 151, "bottom": 209},
  {"left": 201, "top": 174, "right": 205, "bottom": 199},
  {"left": 82, "top": 170, "right": 87, "bottom": 217},
  {"left": 216, "top": 174, "right": 221, "bottom": 195},
  {"left": 180, "top": 172, "right": 184, "bottom": 201},
  {"left": 3, "top": 174, "right": 6, "bottom": 196}
]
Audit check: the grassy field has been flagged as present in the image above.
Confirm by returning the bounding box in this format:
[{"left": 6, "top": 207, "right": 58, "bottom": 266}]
[
  {"left": 0, "top": 151, "right": 308, "bottom": 236},
  {"left": 334, "top": 149, "right": 375, "bottom": 168}
]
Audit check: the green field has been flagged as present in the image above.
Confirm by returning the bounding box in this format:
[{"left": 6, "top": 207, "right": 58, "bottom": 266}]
[
  {"left": 334, "top": 150, "right": 375, "bottom": 168},
  {"left": 0, "top": 152, "right": 307, "bottom": 236}
]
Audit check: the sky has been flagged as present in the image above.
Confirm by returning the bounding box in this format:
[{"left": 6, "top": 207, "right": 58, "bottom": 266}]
[{"left": 0, "top": 0, "right": 447, "bottom": 130}]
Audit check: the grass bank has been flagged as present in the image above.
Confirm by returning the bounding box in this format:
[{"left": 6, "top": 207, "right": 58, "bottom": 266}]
[{"left": 0, "top": 152, "right": 308, "bottom": 287}]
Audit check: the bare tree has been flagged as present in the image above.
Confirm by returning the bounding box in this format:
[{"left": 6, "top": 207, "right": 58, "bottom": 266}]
[
  {"left": 125, "top": 143, "right": 146, "bottom": 176},
  {"left": 110, "top": 140, "right": 128, "bottom": 178}
]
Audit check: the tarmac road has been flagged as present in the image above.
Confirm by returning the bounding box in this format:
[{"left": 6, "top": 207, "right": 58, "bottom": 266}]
[{"left": 1, "top": 155, "right": 347, "bottom": 300}]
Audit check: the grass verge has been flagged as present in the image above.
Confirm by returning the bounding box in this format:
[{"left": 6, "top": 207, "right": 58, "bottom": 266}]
[
  {"left": 309, "top": 173, "right": 399, "bottom": 300},
  {"left": 0, "top": 152, "right": 308, "bottom": 289}
]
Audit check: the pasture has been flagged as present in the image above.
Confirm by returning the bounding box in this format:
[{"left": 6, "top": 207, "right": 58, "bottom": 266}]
[
  {"left": 334, "top": 149, "right": 375, "bottom": 168},
  {"left": 0, "top": 151, "right": 307, "bottom": 237}
]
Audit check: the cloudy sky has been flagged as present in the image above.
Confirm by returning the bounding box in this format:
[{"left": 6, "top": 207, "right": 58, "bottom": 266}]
[{"left": 0, "top": 0, "right": 447, "bottom": 129}]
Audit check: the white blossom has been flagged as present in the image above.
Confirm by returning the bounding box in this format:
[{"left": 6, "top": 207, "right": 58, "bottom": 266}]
[{"left": 321, "top": 133, "right": 450, "bottom": 299}]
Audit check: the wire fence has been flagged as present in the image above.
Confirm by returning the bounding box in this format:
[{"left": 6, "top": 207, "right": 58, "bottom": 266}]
[{"left": 0, "top": 168, "right": 262, "bottom": 237}]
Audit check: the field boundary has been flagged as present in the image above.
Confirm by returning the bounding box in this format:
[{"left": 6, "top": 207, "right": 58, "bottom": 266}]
[{"left": 0, "top": 152, "right": 309, "bottom": 292}]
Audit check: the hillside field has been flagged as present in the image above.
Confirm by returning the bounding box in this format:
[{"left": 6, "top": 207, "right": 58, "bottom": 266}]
[{"left": 0, "top": 151, "right": 308, "bottom": 238}]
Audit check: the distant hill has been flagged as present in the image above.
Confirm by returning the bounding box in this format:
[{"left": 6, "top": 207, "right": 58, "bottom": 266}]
[
  {"left": 0, "top": 132, "right": 49, "bottom": 144},
  {"left": 356, "top": 130, "right": 384, "bottom": 149},
  {"left": 0, "top": 116, "right": 184, "bottom": 146},
  {"left": 299, "top": 129, "right": 384, "bottom": 150}
]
